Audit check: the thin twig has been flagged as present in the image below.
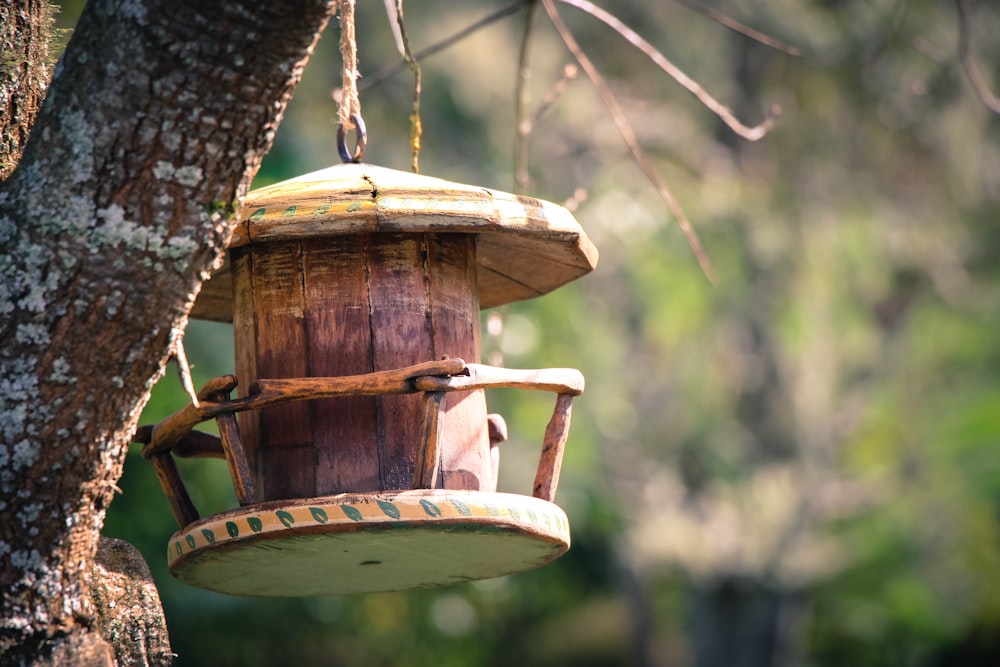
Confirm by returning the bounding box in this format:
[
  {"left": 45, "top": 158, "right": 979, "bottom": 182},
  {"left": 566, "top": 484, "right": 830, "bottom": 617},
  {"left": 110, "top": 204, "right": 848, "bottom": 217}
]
[
  {"left": 540, "top": 0, "right": 718, "bottom": 284},
  {"left": 360, "top": 0, "right": 530, "bottom": 92},
  {"left": 955, "top": 0, "right": 1000, "bottom": 115},
  {"left": 515, "top": 0, "right": 540, "bottom": 193},
  {"left": 556, "top": 0, "right": 778, "bottom": 142},
  {"left": 530, "top": 63, "right": 579, "bottom": 129},
  {"left": 383, "top": 0, "right": 405, "bottom": 54},
  {"left": 395, "top": 0, "right": 423, "bottom": 172},
  {"left": 169, "top": 329, "right": 199, "bottom": 408},
  {"left": 671, "top": 0, "right": 801, "bottom": 56}
]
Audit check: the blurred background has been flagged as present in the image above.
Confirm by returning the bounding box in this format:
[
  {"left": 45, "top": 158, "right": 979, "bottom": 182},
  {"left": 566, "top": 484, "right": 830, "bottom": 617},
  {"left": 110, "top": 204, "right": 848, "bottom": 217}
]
[{"left": 54, "top": 0, "right": 1000, "bottom": 664}]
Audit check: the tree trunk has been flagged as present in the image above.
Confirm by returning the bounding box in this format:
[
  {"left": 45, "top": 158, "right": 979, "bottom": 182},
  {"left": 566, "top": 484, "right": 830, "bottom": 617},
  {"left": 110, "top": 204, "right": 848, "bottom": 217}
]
[
  {"left": 90, "top": 538, "right": 173, "bottom": 666},
  {"left": 687, "top": 578, "right": 803, "bottom": 667},
  {"left": 0, "top": 0, "right": 338, "bottom": 663}
]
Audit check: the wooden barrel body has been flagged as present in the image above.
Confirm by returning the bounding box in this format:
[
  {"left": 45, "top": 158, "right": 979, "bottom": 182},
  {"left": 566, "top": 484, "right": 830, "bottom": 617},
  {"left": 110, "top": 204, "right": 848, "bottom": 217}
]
[{"left": 231, "top": 232, "right": 491, "bottom": 501}]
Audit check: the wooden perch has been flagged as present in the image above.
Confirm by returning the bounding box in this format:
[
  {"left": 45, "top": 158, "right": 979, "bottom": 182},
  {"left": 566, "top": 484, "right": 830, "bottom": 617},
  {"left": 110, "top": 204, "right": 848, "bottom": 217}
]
[
  {"left": 141, "top": 359, "right": 465, "bottom": 459},
  {"left": 137, "top": 356, "right": 582, "bottom": 526},
  {"left": 414, "top": 364, "right": 584, "bottom": 395}
]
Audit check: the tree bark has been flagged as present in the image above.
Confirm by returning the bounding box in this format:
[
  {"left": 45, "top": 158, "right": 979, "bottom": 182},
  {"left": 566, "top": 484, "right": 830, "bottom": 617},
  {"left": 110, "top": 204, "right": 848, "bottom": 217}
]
[
  {"left": 0, "top": 0, "right": 338, "bottom": 662},
  {"left": 90, "top": 538, "right": 173, "bottom": 666},
  {"left": 0, "top": 0, "right": 54, "bottom": 181}
]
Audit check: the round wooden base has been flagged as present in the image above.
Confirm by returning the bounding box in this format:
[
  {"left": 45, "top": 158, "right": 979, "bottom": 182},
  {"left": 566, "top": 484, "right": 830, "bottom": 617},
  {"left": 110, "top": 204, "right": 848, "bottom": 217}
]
[{"left": 167, "top": 490, "right": 570, "bottom": 596}]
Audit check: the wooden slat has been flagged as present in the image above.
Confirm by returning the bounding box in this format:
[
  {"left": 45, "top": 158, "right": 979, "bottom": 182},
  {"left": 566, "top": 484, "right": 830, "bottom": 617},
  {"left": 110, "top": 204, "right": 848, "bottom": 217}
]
[
  {"left": 367, "top": 234, "right": 435, "bottom": 490},
  {"left": 231, "top": 249, "right": 260, "bottom": 482},
  {"left": 426, "top": 235, "right": 492, "bottom": 492},
  {"left": 252, "top": 241, "right": 314, "bottom": 499},
  {"left": 303, "top": 237, "right": 381, "bottom": 494}
]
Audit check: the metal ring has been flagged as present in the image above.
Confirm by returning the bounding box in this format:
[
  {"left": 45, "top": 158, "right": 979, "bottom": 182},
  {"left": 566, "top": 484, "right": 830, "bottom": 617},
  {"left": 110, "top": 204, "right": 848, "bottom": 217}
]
[{"left": 337, "top": 113, "right": 367, "bottom": 163}]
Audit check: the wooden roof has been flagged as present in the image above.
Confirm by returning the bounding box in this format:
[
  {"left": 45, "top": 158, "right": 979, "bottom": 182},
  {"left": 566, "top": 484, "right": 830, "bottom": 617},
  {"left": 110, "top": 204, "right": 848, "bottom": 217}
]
[{"left": 192, "top": 164, "right": 598, "bottom": 321}]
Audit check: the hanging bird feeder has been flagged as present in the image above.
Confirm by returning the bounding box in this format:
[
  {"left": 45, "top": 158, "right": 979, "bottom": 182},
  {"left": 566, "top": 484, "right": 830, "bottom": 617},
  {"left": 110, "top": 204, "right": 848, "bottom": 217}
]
[{"left": 135, "top": 158, "right": 597, "bottom": 596}]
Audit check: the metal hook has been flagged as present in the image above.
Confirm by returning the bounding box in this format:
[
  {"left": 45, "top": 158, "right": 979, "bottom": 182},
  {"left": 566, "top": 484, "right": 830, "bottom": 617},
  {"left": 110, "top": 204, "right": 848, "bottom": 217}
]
[{"left": 337, "top": 113, "right": 367, "bottom": 163}]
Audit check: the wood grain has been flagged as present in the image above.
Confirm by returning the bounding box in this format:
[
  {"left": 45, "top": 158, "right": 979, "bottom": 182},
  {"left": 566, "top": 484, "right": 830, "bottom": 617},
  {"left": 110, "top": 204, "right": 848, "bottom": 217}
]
[
  {"left": 303, "top": 237, "right": 380, "bottom": 494},
  {"left": 533, "top": 394, "right": 575, "bottom": 502}
]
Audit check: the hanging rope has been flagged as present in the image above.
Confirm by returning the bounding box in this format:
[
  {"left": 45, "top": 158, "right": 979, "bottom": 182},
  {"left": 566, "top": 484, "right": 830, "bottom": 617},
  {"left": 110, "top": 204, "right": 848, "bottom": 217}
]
[{"left": 337, "top": 0, "right": 366, "bottom": 162}]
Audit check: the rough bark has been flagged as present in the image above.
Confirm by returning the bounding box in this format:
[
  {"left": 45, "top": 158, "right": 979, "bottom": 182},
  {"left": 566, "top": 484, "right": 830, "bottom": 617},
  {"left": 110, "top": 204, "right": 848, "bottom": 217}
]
[
  {"left": 0, "top": 0, "right": 338, "bottom": 663},
  {"left": 90, "top": 538, "right": 173, "bottom": 666},
  {"left": 0, "top": 1, "right": 54, "bottom": 181}
]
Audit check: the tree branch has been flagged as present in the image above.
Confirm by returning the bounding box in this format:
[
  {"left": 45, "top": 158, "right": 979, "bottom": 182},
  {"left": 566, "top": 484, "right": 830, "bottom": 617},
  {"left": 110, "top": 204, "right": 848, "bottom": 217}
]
[
  {"left": 671, "top": 0, "right": 801, "bottom": 57},
  {"left": 515, "top": 0, "right": 540, "bottom": 193},
  {"left": 540, "top": 0, "right": 718, "bottom": 284},
  {"left": 556, "top": 0, "right": 778, "bottom": 142},
  {"left": 360, "top": 0, "right": 529, "bottom": 91},
  {"left": 955, "top": 0, "right": 1000, "bottom": 115}
]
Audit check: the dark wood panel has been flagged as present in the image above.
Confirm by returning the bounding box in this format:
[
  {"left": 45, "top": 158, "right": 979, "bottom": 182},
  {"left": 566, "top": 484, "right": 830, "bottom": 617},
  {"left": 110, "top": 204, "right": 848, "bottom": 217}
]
[{"left": 303, "top": 237, "right": 381, "bottom": 494}]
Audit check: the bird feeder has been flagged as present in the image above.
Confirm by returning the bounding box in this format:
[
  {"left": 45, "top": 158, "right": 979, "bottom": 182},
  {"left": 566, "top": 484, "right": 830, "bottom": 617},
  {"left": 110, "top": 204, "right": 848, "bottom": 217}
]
[{"left": 135, "top": 163, "right": 598, "bottom": 596}]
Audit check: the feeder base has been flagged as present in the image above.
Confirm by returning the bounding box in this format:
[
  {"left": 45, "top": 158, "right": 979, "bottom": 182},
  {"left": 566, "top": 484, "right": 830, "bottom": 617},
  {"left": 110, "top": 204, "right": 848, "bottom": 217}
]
[{"left": 167, "top": 490, "right": 570, "bottom": 596}]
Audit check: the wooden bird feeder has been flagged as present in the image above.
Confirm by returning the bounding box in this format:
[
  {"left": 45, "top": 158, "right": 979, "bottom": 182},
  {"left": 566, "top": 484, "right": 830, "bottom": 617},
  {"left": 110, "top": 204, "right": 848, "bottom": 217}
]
[{"left": 135, "top": 163, "right": 598, "bottom": 596}]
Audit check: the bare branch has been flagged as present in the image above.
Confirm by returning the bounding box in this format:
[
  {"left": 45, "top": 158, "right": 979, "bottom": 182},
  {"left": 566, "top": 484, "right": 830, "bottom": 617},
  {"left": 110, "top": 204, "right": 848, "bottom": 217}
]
[
  {"left": 360, "top": 0, "right": 529, "bottom": 91},
  {"left": 556, "top": 0, "right": 778, "bottom": 142},
  {"left": 515, "top": 0, "right": 541, "bottom": 193},
  {"left": 955, "top": 0, "right": 1000, "bottom": 115},
  {"left": 169, "top": 328, "right": 200, "bottom": 408},
  {"left": 671, "top": 0, "right": 801, "bottom": 56},
  {"left": 395, "top": 0, "right": 423, "bottom": 172},
  {"left": 382, "top": 0, "right": 405, "bottom": 54},
  {"left": 540, "top": 0, "right": 718, "bottom": 284},
  {"left": 530, "top": 63, "right": 579, "bottom": 129}
]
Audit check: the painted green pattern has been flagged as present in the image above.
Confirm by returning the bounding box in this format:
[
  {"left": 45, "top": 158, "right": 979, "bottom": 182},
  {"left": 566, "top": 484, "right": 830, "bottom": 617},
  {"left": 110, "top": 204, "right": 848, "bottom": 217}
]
[
  {"left": 377, "top": 501, "right": 401, "bottom": 519},
  {"left": 280, "top": 205, "right": 297, "bottom": 217},
  {"left": 341, "top": 504, "right": 363, "bottom": 521},
  {"left": 346, "top": 201, "right": 362, "bottom": 212},
  {"left": 167, "top": 492, "right": 572, "bottom": 569},
  {"left": 419, "top": 499, "right": 441, "bottom": 517},
  {"left": 248, "top": 207, "right": 265, "bottom": 221}
]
